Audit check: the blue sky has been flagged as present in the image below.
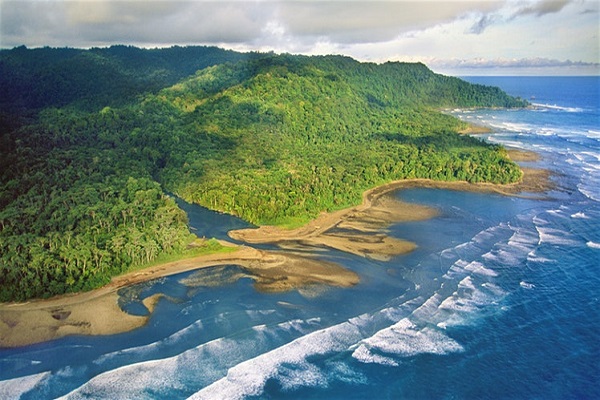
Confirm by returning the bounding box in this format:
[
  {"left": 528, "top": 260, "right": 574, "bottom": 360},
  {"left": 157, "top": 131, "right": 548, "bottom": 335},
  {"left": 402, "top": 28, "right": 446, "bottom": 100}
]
[{"left": 1, "top": 0, "right": 598, "bottom": 75}]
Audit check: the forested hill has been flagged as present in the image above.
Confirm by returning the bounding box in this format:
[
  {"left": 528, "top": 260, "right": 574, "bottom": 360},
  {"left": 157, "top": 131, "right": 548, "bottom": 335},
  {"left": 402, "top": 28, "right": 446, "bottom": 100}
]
[
  {"left": 0, "top": 46, "right": 527, "bottom": 301},
  {"left": 0, "top": 45, "right": 248, "bottom": 112}
]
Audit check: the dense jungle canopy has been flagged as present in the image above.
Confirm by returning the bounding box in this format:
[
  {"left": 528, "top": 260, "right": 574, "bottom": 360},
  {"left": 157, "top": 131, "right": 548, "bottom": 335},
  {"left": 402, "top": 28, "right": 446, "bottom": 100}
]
[{"left": 0, "top": 45, "right": 527, "bottom": 301}]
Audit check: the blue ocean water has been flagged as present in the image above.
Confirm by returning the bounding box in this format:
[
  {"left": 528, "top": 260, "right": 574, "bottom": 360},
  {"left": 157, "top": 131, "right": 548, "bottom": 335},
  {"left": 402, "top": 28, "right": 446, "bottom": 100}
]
[{"left": 1, "top": 77, "right": 599, "bottom": 399}]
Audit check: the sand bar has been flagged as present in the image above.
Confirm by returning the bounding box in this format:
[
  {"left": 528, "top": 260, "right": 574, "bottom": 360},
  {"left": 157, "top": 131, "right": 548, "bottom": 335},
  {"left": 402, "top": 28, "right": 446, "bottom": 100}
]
[
  {"left": 0, "top": 245, "right": 358, "bottom": 348},
  {"left": 229, "top": 164, "right": 552, "bottom": 254},
  {"left": 459, "top": 123, "right": 493, "bottom": 135},
  {"left": 506, "top": 148, "right": 541, "bottom": 162}
]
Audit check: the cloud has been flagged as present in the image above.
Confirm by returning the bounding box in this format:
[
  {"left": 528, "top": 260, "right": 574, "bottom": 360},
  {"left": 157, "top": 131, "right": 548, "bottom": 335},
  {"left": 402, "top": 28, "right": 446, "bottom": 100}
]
[
  {"left": 428, "top": 56, "right": 600, "bottom": 70},
  {"left": 0, "top": 1, "right": 272, "bottom": 47},
  {"left": 1, "top": 0, "right": 506, "bottom": 48},
  {"left": 468, "top": 0, "right": 574, "bottom": 34},
  {"left": 469, "top": 14, "right": 498, "bottom": 34},
  {"left": 274, "top": 1, "right": 503, "bottom": 44},
  {"left": 511, "top": 0, "right": 571, "bottom": 18},
  {"left": 85, "top": 1, "right": 276, "bottom": 45}
]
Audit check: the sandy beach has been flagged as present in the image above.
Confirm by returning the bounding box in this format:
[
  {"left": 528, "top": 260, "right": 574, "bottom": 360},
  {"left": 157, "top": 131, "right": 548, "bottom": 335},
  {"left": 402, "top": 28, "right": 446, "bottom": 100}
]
[
  {"left": 229, "top": 184, "right": 438, "bottom": 261},
  {"left": 0, "top": 151, "right": 552, "bottom": 348},
  {"left": 0, "top": 244, "right": 359, "bottom": 347},
  {"left": 459, "top": 123, "right": 493, "bottom": 135},
  {"left": 229, "top": 155, "right": 553, "bottom": 255}
]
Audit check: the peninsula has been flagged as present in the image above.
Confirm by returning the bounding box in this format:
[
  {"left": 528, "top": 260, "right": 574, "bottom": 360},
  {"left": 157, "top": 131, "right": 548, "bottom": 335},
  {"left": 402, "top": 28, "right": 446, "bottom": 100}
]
[
  {"left": 0, "top": 155, "right": 551, "bottom": 347},
  {"left": 1, "top": 46, "right": 529, "bottom": 304}
]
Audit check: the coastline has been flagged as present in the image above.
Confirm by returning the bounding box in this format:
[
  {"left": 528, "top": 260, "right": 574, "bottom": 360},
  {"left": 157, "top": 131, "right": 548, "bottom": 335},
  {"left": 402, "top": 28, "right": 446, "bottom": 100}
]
[
  {"left": 0, "top": 245, "right": 359, "bottom": 348},
  {"left": 0, "top": 151, "right": 552, "bottom": 348},
  {"left": 229, "top": 157, "right": 552, "bottom": 248},
  {"left": 458, "top": 123, "right": 493, "bottom": 135}
]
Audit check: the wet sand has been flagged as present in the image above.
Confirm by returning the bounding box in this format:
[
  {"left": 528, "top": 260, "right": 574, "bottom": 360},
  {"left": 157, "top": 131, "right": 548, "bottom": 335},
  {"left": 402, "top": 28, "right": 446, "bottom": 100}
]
[
  {"left": 459, "top": 123, "right": 493, "bottom": 135},
  {"left": 506, "top": 148, "right": 541, "bottom": 162},
  {"left": 229, "top": 162, "right": 553, "bottom": 257},
  {"left": 0, "top": 245, "right": 358, "bottom": 348},
  {"left": 230, "top": 192, "right": 436, "bottom": 261}
]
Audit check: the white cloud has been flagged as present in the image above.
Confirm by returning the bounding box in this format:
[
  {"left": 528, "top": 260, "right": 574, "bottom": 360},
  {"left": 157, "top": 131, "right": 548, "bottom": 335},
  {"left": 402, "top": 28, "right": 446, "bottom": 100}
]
[
  {"left": 446, "top": 57, "right": 599, "bottom": 69},
  {"left": 468, "top": 0, "right": 575, "bottom": 34},
  {"left": 0, "top": 0, "right": 505, "bottom": 47},
  {"left": 274, "top": 1, "right": 504, "bottom": 43}
]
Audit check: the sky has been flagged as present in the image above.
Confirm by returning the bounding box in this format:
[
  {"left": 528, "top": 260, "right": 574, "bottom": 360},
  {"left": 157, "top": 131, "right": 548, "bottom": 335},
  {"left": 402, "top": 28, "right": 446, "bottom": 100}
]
[{"left": 1, "top": 0, "right": 598, "bottom": 76}]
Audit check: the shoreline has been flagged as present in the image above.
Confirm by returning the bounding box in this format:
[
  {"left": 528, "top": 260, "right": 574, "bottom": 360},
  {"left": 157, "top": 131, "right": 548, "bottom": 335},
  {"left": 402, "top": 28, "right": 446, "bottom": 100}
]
[
  {"left": 229, "top": 158, "right": 553, "bottom": 248},
  {"left": 458, "top": 123, "right": 493, "bottom": 135},
  {"left": 0, "top": 245, "right": 359, "bottom": 348},
  {"left": 0, "top": 151, "right": 552, "bottom": 348}
]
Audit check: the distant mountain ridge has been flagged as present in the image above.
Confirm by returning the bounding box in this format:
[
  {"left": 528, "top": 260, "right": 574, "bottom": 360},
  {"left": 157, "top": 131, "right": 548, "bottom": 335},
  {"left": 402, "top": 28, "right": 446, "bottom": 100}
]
[
  {"left": 0, "top": 46, "right": 526, "bottom": 301},
  {"left": 0, "top": 45, "right": 248, "bottom": 112}
]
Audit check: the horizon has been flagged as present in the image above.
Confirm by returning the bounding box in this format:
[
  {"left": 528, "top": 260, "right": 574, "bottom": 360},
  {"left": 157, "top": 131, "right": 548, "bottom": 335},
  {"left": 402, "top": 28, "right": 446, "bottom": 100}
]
[
  {"left": 1, "top": 0, "right": 598, "bottom": 77},
  {"left": 2, "top": 43, "right": 599, "bottom": 78}
]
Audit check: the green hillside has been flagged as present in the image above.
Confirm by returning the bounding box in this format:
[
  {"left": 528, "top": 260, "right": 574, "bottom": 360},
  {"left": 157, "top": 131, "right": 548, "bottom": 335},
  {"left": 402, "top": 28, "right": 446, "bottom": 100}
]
[
  {"left": 153, "top": 54, "right": 525, "bottom": 224},
  {"left": 0, "top": 47, "right": 526, "bottom": 301},
  {"left": 0, "top": 45, "right": 248, "bottom": 112}
]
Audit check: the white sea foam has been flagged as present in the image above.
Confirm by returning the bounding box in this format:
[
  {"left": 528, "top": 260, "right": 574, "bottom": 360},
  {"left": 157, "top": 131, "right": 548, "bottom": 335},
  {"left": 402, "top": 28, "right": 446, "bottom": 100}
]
[
  {"left": 437, "top": 277, "right": 506, "bottom": 323},
  {"left": 536, "top": 128, "right": 559, "bottom": 137},
  {"left": 351, "top": 345, "right": 399, "bottom": 366},
  {"left": 189, "top": 322, "right": 364, "bottom": 400},
  {"left": 276, "top": 362, "right": 328, "bottom": 391},
  {"left": 444, "top": 225, "right": 512, "bottom": 266},
  {"left": 0, "top": 371, "right": 51, "bottom": 399},
  {"left": 96, "top": 308, "right": 278, "bottom": 367},
  {"left": 481, "top": 282, "right": 506, "bottom": 296},
  {"left": 472, "top": 227, "right": 503, "bottom": 246},
  {"left": 95, "top": 318, "right": 205, "bottom": 366},
  {"left": 571, "top": 211, "right": 589, "bottom": 219},
  {"left": 519, "top": 281, "right": 535, "bottom": 289},
  {"left": 464, "top": 261, "right": 498, "bottom": 277},
  {"left": 496, "top": 139, "right": 527, "bottom": 148},
  {"left": 352, "top": 318, "right": 463, "bottom": 364},
  {"left": 61, "top": 337, "right": 238, "bottom": 399},
  {"left": 526, "top": 252, "right": 556, "bottom": 264},
  {"left": 62, "top": 320, "right": 317, "bottom": 399},
  {"left": 497, "top": 121, "right": 535, "bottom": 133},
  {"left": 531, "top": 103, "right": 584, "bottom": 113},
  {"left": 578, "top": 183, "right": 600, "bottom": 202},
  {"left": 587, "top": 130, "right": 600, "bottom": 138},
  {"left": 532, "top": 215, "right": 549, "bottom": 226},
  {"left": 326, "top": 361, "right": 367, "bottom": 385},
  {"left": 507, "top": 228, "right": 539, "bottom": 254},
  {"left": 188, "top": 275, "right": 483, "bottom": 400},
  {"left": 482, "top": 248, "right": 523, "bottom": 267},
  {"left": 411, "top": 292, "right": 445, "bottom": 320},
  {"left": 443, "top": 259, "right": 470, "bottom": 280},
  {"left": 439, "top": 277, "right": 479, "bottom": 313},
  {"left": 574, "top": 151, "right": 600, "bottom": 163},
  {"left": 535, "top": 226, "right": 580, "bottom": 246}
]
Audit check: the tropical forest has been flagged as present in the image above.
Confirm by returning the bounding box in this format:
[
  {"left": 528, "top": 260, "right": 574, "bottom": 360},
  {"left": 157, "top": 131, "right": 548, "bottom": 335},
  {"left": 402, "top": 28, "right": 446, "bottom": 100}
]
[{"left": 0, "top": 45, "right": 528, "bottom": 301}]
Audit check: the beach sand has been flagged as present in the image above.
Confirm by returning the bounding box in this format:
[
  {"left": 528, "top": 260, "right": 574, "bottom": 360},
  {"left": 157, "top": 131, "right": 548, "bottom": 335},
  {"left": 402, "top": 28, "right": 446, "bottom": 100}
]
[
  {"left": 0, "top": 153, "right": 552, "bottom": 348},
  {"left": 506, "top": 148, "right": 541, "bottom": 162},
  {"left": 229, "top": 159, "right": 552, "bottom": 258},
  {"left": 459, "top": 123, "right": 493, "bottom": 135},
  {"left": 0, "top": 245, "right": 358, "bottom": 347},
  {"left": 229, "top": 189, "right": 437, "bottom": 261}
]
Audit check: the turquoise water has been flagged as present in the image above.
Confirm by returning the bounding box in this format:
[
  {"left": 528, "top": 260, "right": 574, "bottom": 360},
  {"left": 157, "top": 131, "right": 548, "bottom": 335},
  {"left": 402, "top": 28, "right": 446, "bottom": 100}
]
[{"left": 1, "top": 77, "right": 599, "bottom": 399}]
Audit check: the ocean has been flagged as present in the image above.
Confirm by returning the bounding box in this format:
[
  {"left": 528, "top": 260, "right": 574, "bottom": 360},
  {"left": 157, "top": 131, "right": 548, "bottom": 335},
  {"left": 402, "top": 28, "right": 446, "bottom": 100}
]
[{"left": 1, "top": 76, "right": 599, "bottom": 399}]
